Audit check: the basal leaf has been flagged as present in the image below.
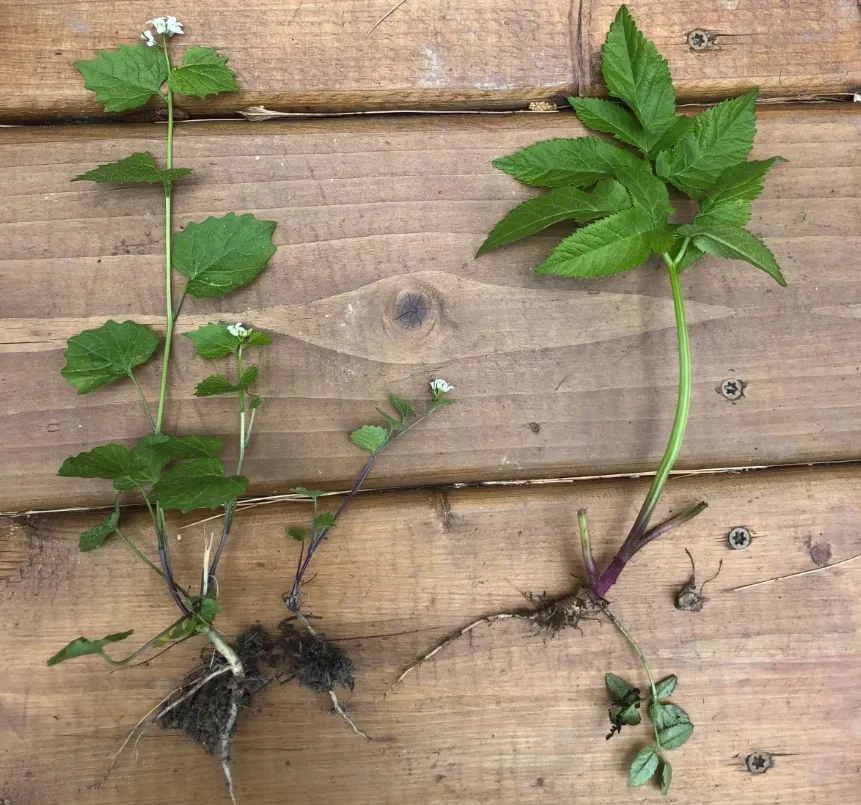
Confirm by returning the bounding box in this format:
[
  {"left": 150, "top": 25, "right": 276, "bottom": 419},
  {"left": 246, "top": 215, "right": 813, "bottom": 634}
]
[
  {"left": 47, "top": 630, "right": 134, "bottom": 666},
  {"left": 601, "top": 6, "right": 676, "bottom": 142},
  {"left": 287, "top": 526, "right": 311, "bottom": 542},
  {"left": 62, "top": 320, "right": 159, "bottom": 394},
  {"left": 388, "top": 393, "right": 416, "bottom": 421},
  {"left": 79, "top": 499, "right": 121, "bottom": 552},
  {"left": 74, "top": 44, "right": 168, "bottom": 112},
  {"left": 682, "top": 224, "right": 786, "bottom": 285},
  {"left": 477, "top": 180, "right": 632, "bottom": 255},
  {"left": 653, "top": 675, "right": 678, "bottom": 699},
  {"left": 656, "top": 90, "right": 758, "bottom": 195},
  {"left": 292, "top": 487, "right": 327, "bottom": 499},
  {"left": 535, "top": 206, "right": 664, "bottom": 278},
  {"left": 168, "top": 47, "right": 239, "bottom": 99},
  {"left": 492, "top": 136, "right": 641, "bottom": 188},
  {"left": 59, "top": 443, "right": 136, "bottom": 480},
  {"left": 628, "top": 745, "right": 660, "bottom": 787},
  {"left": 569, "top": 96, "right": 648, "bottom": 153},
  {"left": 151, "top": 458, "right": 248, "bottom": 512},
  {"left": 186, "top": 323, "right": 242, "bottom": 359},
  {"left": 606, "top": 672, "right": 637, "bottom": 703},
  {"left": 659, "top": 721, "right": 694, "bottom": 750},
  {"left": 195, "top": 375, "right": 240, "bottom": 397},
  {"left": 350, "top": 424, "right": 389, "bottom": 453},
  {"left": 696, "top": 157, "right": 785, "bottom": 228},
  {"left": 661, "top": 760, "right": 673, "bottom": 796},
  {"left": 173, "top": 213, "right": 277, "bottom": 298},
  {"left": 72, "top": 152, "right": 192, "bottom": 185}
]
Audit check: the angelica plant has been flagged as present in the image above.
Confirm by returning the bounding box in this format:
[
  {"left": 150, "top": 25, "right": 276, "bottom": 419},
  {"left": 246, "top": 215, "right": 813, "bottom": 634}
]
[
  {"left": 392, "top": 6, "right": 786, "bottom": 794},
  {"left": 46, "top": 16, "right": 276, "bottom": 800}
]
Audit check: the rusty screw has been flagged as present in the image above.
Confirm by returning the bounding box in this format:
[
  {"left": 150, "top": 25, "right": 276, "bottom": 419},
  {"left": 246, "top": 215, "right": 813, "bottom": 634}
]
[
  {"left": 687, "top": 29, "right": 712, "bottom": 51},
  {"left": 720, "top": 378, "right": 743, "bottom": 400},
  {"left": 745, "top": 751, "right": 774, "bottom": 775},
  {"left": 728, "top": 526, "right": 752, "bottom": 550}
]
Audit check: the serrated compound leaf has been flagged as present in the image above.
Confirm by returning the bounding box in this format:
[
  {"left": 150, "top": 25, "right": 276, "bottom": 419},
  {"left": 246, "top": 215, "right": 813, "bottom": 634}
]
[
  {"left": 186, "top": 323, "right": 242, "bottom": 359},
  {"left": 653, "top": 675, "right": 678, "bottom": 699},
  {"left": 168, "top": 47, "right": 239, "bottom": 98},
  {"left": 350, "top": 424, "right": 389, "bottom": 453},
  {"left": 173, "top": 213, "right": 276, "bottom": 298},
  {"left": 388, "top": 393, "right": 416, "bottom": 421},
  {"left": 620, "top": 702, "right": 642, "bottom": 726},
  {"left": 315, "top": 512, "right": 336, "bottom": 529},
  {"left": 648, "top": 116, "right": 694, "bottom": 155},
  {"left": 47, "top": 630, "right": 134, "bottom": 666},
  {"left": 62, "top": 320, "right": 159, "bottom": 394},
  {"left": 195, "top": 375, "right": 240, "bottom": 397},
  {"left": 659, "top": 721, "right": 694, "bottom": 750},
  {"left": 492, "top": 136, "right": 641, "bottom": 188},
  {"left": 606, "top": 672, "right": 637, "bottom": 702},
  {"left": 651, "top": 701, "right": 691, "bottom": 729},
  {"left": 292, "top": 487, "right": 326, "bottom": 499},
  {"left": 246, "top": 331, "right": 272, "bottom": 347},
  {"left": 477, "top": 180, "right": 632, "bottom": 255},
  {"left": 685, "top": 224, "right": 786, "bottom": 286},
  {"left": 696, "top": 157, "right": 785, "bottom": 228},
  {"left": 59, "top": 443, "right": 136, "bottom": 480},
  {"left": 72, "top": 151, "right": 192, "bottom": 185},
  {"left": 601, "top": 6, "right": 676, "bottom": 141},
  {"left": 287, "top": 526, "right": 311, "bottom": 542},
  {"left": 610, "top": 162, "right": 673, "bottom": 224},
  {"left": 661, "top": 760, "right": 673, "bottom": 796},
  {"left": 535, "top": 206, "right": 659, "bottom": 278},
  {"left": 570, "top": 96, "right": 649, "bottom": 153},
  {"left": 238, "top": 365, "right": 258, "bottom": 390},
  {"left": 656, "top": 90, "right": 758, "bottom": 194},
  {"left": 151, "top": 458, "right": 248, "bottom": 512},
  {"left": 74, "top": 44, "right": 168, "bottom": 112},
  {"left": 79, "top": 500, "right": 121, "bottom": 552},
  {"left": 628, "top": 746, "right": 660, "bottom": 787}
]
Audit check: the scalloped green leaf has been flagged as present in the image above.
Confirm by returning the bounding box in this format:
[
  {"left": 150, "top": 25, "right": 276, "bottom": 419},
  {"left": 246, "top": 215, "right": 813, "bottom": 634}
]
[
  {"left": 349, "top": 424, "right": 389, "bottom": 453},
  {"left": 74, "top": 44, "right": 168, "bottom": 112},
  {"left": 150, "top": 458, "right": 248, "bottom": 512},
  {"left": 168, "top": 47, "right": 239, "bottom": 99},
  {"left": 72, "top": 152, "right": 191, "bottom": 185}
]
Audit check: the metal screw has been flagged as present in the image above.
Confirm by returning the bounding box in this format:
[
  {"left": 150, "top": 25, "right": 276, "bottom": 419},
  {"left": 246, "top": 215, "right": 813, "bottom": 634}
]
[
  {"left": 687, "top": 29, "right": 712, "bottom": 51},
  {"left": 720, "top": 378, "right": 743, "bottom": 400},
  {"left": 728, "top": 526, "right": 752, "bottom": 550},
  {"left": 745, "top": 751, "right": 774, "bottom": 775}
]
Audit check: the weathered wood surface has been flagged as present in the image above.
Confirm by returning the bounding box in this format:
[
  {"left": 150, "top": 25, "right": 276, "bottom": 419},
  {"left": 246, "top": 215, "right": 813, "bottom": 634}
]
[
  {"left": 1, "top": 465, "right": 859, "bottom": 803},
  {"left": 4, "top": 0, "right": 860, "bottom": 121},
  {"left": 2, "top": 108, "right": 861, "bottom": 511}
]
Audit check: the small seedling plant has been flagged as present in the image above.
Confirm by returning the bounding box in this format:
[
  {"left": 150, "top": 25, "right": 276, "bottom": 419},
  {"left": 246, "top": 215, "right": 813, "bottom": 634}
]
[
  {"left": 47, "top": 16, "right": 277, "bottom": 800},
  {"left": 276, "top": 381, "right": 455, "bottom": 738},
  {"left": 390, "top": 6, "right": 786, "bottom": 794}
]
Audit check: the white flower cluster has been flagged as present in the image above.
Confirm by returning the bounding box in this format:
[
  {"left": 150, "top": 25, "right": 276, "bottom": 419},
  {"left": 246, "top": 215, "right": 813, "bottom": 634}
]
[
  {"left": 430, "top": 378, "right": 454, "bottom": 394},
  {"left": 227, "top": 322, "right": 250, "bottom": 338},
  {"left": 141, "top": 15, "right": 184, "bottom": 46}
]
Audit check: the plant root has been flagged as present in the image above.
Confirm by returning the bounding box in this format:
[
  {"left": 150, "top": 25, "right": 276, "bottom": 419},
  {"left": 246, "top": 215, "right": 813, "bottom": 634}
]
[
  {"left": 384, "top": 587, "right": 600, "bottom": 698},
  {"left": 675, "top": 548, "right": 722, "bottom": 612}
]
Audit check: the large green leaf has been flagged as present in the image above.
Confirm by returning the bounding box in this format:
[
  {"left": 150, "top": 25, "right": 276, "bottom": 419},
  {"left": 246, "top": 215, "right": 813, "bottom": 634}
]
[
  {"left": 628, "top": 745, "right": 660, "bottom": 787},
  {"left": 72, "top": 152, "right": 192, "bottom": 185},
  {"left": 61, "top": 320, "right": 159, "bottom": 394},
  {"left": 168, "top": 47, "right": 239, "bottom": 99},
  {"left": 350, "top": 425, "right": 389, "bottom": 453},
  {"left": 569, "top": 96, "right": 648, "bottom": 153},
  {"left": 681, "top": 224, "right": 786, "bottom": 286},
  {"left": 653, "top": 675, "right": 678, "bottom": 699},
  {"left": 74, "top": 44, "right": 168, "bottom": 112},
  {"left": 477, "top": 179, "right": 631, "bottom": 255},
  {"left": 59, "top": 444, "right": 137, "bottom": 481},
  {"left": 150, "top": 458, "right": 248, "bottom": 512},
  {"left": 492, "top": 137, "right": 642, "bottom": 188},
  {"left": 47, "top": 630, "right": 134, "bottom": 666},
  {"left": 696, "top": 157, "right": 785, "bottom": 228},
  {"left": 656, "top": 90, "right": 758, "bottom": 195},
  {"left": 606, "top": 672, "right": 638, "bottom": 703},
  {"left": 138, "top": 434, "right": 223, "bottom": 462},
  {"left": 195, "top": 375, "right": 241, "bottom": 397},
  {"left": 172, "top": 213, "right": 277, "bottom": 298},
  {"left": 535, "top": 206, "right": 671, "bottom": 278},
  {"left": 186, "top": 323, "right": 242, "bottom": 359},
  {"left": 659, "top": 722, "right": 694, "bottom": 750},
  {"left": 609, "top": 162, "right": 672, "bottom": 223},
  {"left": 601, "top": 6, "right": 676, "bottom": 142}
]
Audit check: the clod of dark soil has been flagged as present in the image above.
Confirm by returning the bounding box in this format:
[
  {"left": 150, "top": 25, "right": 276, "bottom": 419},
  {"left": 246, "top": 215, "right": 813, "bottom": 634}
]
[{"left": 159, "top": 621, "right": 355, "bottom": 752}]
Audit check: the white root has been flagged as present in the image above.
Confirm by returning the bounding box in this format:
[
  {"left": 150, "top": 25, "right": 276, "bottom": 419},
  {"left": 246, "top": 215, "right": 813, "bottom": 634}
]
[{"left": 329, "top": 690, "right": 371, "bottom": 740}]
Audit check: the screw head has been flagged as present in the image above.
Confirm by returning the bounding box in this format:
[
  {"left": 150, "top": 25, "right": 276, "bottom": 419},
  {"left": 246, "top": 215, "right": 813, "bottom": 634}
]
[
  {"left": 720, "top": 378, "right": 744, "bottom": 400},
  {"left": 687, "top": 29, "right": 712, "bottom": 51},
  {"left": 728, "top": 526, "right": 752, "bottom": 550},
  {"left": 745, "top": 751, "right": 774, "bottom": 774}
]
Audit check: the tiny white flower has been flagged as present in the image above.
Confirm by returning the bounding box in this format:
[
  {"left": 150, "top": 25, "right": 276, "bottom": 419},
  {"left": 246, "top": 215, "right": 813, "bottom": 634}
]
[
  {"left": 147, "top": 17, "right": 168, "bottom": 33},
  {"left": 227, "top": 322, "right": 250, "bottom": 338},
  {"left": 141, "top": 30, "right": 157, "bottom": 46},
  {"left": 430, "top": 378, "right": 454, "bottom": 394},
  {"left": 165, "top": 16, "right": 184, "bottom": 35},
  {"left": 854, "top": 93, "right": 861, "bottom": 103}
]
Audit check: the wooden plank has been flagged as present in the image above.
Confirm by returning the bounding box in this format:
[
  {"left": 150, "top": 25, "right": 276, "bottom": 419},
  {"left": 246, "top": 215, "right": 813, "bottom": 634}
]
[
  {"left": 4, "top": 1, "right": 861, "bottom": 121},
  {"left": 1, "top": 465, "right": 858, "bottom": 803},
  {"left": 3, "top": 107, "right": 861, "bottom": 510}
]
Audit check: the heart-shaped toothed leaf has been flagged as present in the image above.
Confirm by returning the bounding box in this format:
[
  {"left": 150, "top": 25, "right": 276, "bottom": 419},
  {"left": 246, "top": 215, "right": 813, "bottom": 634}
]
[
  {"left": 150, "top": 458, "right": 248, "bottom": 512},
  {"left": 74, "top": 44, "right": 168, "bottom": 112},
  {"left": 61, "top": 320, "right": 159, "bottom": 394},
  {"left": 349, "top": 425, "right": 389, "bottom": 453},
  {"left": 168, "top": 47, "right": 239, "bottom": 98}
]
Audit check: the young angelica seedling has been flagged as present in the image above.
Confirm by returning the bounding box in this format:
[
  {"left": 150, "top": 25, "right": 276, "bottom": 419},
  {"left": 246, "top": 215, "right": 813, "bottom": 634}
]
[
  {"left": 388, "top": 6, "right": 787, "bottom": 795},
  {"left": 48, "top": 16, "right": 276, "bottom": 803}
]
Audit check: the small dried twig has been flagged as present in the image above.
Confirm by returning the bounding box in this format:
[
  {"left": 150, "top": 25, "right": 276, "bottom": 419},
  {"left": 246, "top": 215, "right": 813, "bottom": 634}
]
[
  {"left": 329, "top": 690, "right": 371, "bottom": 740},
  {"left": 366, "top": 0, "right": 410, "bottom": 36},
  {"left": 732, "top": 551, "right": 861, "bottom": 591}
]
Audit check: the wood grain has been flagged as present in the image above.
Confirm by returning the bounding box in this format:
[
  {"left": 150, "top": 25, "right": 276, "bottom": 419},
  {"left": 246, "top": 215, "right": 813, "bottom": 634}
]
[
  {"left": 3, "top": 1, "right": 860, "bottom": 121},
  {"left": 1, "top": 465, "right": 858, "bottom": 803},
  {"left": 2, "top": 108, "right": 861, "bottom": 510}
]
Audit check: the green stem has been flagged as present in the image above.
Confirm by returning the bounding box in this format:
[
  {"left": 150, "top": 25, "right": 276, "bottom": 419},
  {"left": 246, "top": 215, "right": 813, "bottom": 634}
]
[
  {"left": 115, "top": 526, "right": 192, "bottom": 600},
  {"left": 102, "top": 615, "right": 188, "bottom": 668},
  {"left": 603, "top": 607, "right": 665, "bottom": 760},
  {"left": 129, "top": 373, "right": 156, "bottom": 432}
]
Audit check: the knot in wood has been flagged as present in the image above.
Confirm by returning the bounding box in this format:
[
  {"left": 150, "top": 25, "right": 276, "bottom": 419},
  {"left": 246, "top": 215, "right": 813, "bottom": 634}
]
[{"left": 394, "top": 290, "right": 430, "bottom": 329}]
